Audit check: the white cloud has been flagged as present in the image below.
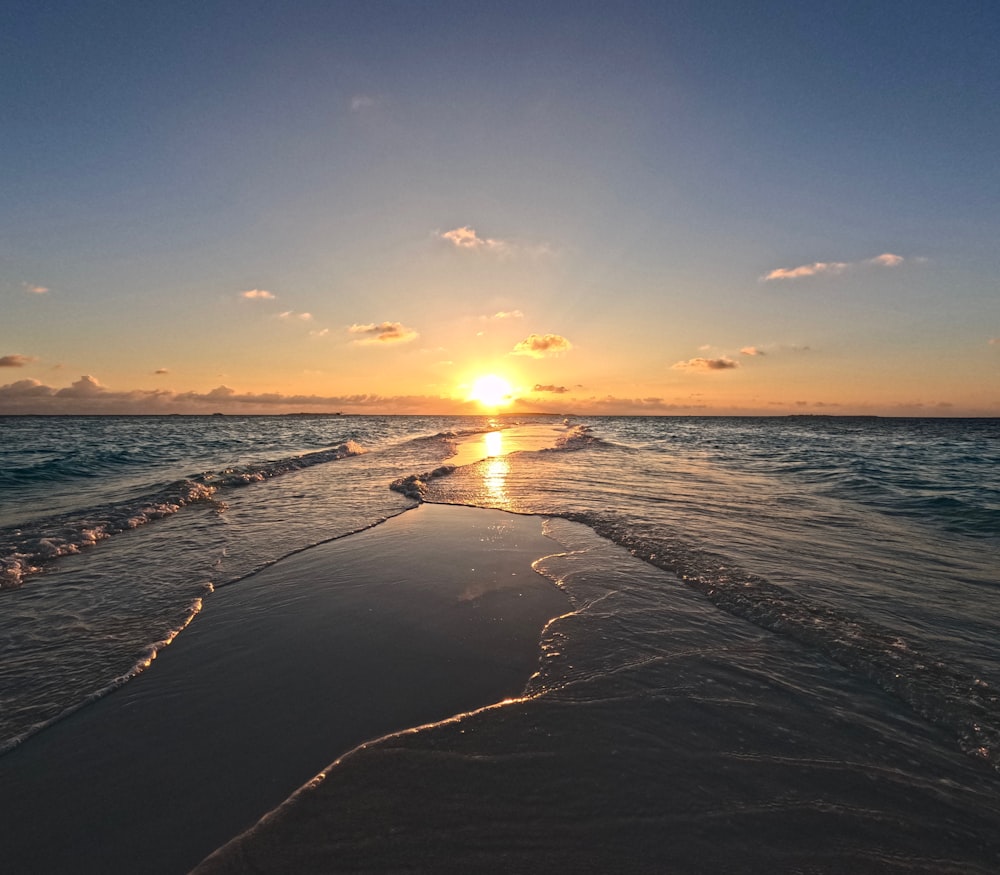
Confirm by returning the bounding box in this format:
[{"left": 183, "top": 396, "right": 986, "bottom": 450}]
[
  {"left": 672, "top": 357, "right": 739, "bottom": 372},
  {"left": 241, "top": 289, "right": 276, "bottom": 300},
  {"left": 0, "top": 354, "right": 35, "bottom": 367},
  {"left": 762, "top": 261, "right": 849, "bottom": 281},
  {"left": 348, "top": 321, "right": 419, "bottom": 344},
  {"left": 868, "top": 253, "right": 903, "bottom": 267},
  {"left": 278, "top": 311, "right": 312, "bottom": 321},
  {"left": 762, "top": 252, "right": 905, "bottom": 281},
  {"left": 351, "top": 95, "right": 376, "bottom": 111},
  {"left": 440, "top": 226, "right": 508, "bottom": 252},
  {"left": 491, "top": 310, "right": 524, "bottom": 320},
  {"left": 511, "top": 333, "right": 573, "bottom": 358},
  {"left": 309, "top": 328, "right": 330, "bottom": 338}
]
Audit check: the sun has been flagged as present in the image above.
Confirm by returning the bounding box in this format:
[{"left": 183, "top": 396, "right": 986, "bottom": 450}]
[{"left": 468, "top": 374, "right": 514, "bottom": 409}]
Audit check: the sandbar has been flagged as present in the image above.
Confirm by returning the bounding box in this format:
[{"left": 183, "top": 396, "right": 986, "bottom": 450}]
[{"left": 0, "top": 504, "right": 568, "bottom": 874}]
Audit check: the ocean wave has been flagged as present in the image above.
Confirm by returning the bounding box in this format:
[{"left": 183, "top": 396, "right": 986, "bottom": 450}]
[
  {"left": 390, "top": 465, "right": 456, "bottom": 500},
  {"left": 0, "top": 441, "right": 367, "bottom": 589},
  {"left": 548, "top": 424, "right": 618, "bottom": 452},
  {"left": 0, "top": 591, "right": 207, "bottom": 757},
  {"left": 568, "top": 510, "right": 1000, "bottom": 769}
]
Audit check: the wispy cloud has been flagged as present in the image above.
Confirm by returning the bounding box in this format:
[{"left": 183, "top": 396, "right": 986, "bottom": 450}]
[
  {"left": 350, "top": 95, "right": 376, "bottom": 111},
  {"left": 490, "top": 310, "right": 524, "bottom": 320},
  {"left": 672, "top": 357, "right": 739, "bottom": 372},
  {"left": 869, "top": 253, "right": 904, "bottom": 267},
  {"left": 533, "top": 384, "right": 568, "bottom": 394},
  {"left": 761, "top": 253, "right": 905, "bottom": 281},
  {"left": 567, "top": 395, "right": 710, "bottom": 414},
  {"left": 22, "top": 282, "right": 48, "bottom": 294},
  {"left": 990, "top": 338, "right": 998, "bottom": 345},
  {"left": 440, "top": 226, "right": 508, "bottom": 252},
  {"left": 154, "top": 368, "right": 169, "bottom": 375},
  {"left": 0, "top": 354, "right": 35, "bottom": 367},
  {"left": 348, "top": 321, "right": 419, "bottom": 344},
  {"left": 278, "top": 311, "right": 312, "bottom": 321},
  {"left": 241, "top": 289, "right": 276, "bottom": 300},
  {"left": 309, "top": 328, "right": 330, "bottom": 338},
  {"left": 511, "top": 333, "right": 573, "bottom": 358},
  {"left": 740, "top": 346, "right": 766, "bottom": 356}
]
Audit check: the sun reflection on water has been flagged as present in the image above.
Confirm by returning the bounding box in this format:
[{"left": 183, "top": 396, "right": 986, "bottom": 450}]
[
  {"left": 483, "top": 456, "right": 510, "bottom": 506},
  {"left": 484, "top": 430, "right": 503, "bottom": 457}
]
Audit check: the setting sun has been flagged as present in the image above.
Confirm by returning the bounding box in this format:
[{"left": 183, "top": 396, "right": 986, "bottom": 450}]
[{"left": 468, "top": 375, "right": 513, "bottom": 409}]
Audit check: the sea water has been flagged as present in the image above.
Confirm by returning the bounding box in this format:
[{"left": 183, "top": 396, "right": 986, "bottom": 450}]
[{"left": 2, "top": 414, "right": 999, "bottom": 870}]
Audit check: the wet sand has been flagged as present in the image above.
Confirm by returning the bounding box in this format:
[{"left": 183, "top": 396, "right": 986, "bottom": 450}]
[{"left": 0, "top": 504, "right": 568, "bottom": 875}]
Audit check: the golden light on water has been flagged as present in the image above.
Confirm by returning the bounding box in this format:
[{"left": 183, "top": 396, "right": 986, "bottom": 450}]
[
  {"left": 483, "top": 456, "right": 510, "bottom": 506},
  {"left": 484, "top": 430, "right": 503, "bottom": 457}
]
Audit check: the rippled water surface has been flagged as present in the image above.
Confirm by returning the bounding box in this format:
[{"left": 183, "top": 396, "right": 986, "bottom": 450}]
[{"left": 2, "top": 414, "right": 999, "bottom": 872}]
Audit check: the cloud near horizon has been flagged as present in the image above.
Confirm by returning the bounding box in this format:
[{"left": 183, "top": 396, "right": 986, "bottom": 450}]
[
  {"left": 511, "top": 333, "right": 572, "bottom": 358},
  {"left": 1, "top": 354, "right": 35, "bottom": 367},
  {"left": 532, "top": 383, "right": 568, "bottom": 394},
  {"left": 762, "top": 252, "right": 905, "bottom": 281},
  {"left": 0, "top": 376, "right": 479, "bottom": 415},
  {"left": 348, "top": 321, "right": 419, "bottom": 344},
  {"left": 672, "top": 356, "right": 739, "bottom": 372},
  {"left": 241, "top": 289, "right": 275, "bottom": 299}
]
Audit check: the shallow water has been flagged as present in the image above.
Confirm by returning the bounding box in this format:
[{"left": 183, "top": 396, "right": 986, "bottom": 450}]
[{"left": 2, "top": 414, "right": 999, "bottom": 871}]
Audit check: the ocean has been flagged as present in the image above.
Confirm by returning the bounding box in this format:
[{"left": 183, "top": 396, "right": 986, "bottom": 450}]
[{"left": 2, "top": 414, "right": 999, "bottom": 872}]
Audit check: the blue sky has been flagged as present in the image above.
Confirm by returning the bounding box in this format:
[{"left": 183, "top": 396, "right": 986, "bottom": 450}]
[{"left": 2, "top": 0, "right": 998, "bottom": 414}]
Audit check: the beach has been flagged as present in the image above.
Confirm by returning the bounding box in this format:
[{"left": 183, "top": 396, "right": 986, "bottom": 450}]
[
  {"left": 0, "top": 501, "right": 569, "bottom": 874},
  {"left": 195, "top": 511, "right": 1000, "bottom": 874}
]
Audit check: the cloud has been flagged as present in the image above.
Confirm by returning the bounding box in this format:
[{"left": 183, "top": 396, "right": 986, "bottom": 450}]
[
  {"left": 533, "top": 384, "right": 569, "bottom": 394},
  {"left": 241, "top": 289, "right": 275, "bottom": 300},
  {"left": 868, "top": 253, "right": 903, "bottom": 267},
  {"left": 351, "top": 95, "right": 376, "bottom": 111},
  {"left": 990, "top": 338, "right": 998, "bottom": 345},
  {"left": 0, "top": 354, "right": 35, "bottom": 367},
  {"left": 56, "top": 375, "right": 105, "bottom": 397},
  {"left": 740, "top": 346, "right": 766, "bottom": 356},
  {"left": 22, "top": 282, "right": 49, "bottom": 294},
  {"left": 490, "top": 310, "right": 524, "bottom": 320},
  {"left": 566, "top": 395, "right": 710, "bottom": 414},
  {"left": 309, "top": 328, "right": 330, "bottom": 338},
  {"left": 0, "top": 377, "right": 494, "bottom": 415},
  {"left": 511, "top": 333, "right": 572, "bottom": 358},
  {"left": 278, "top": 311, "right": 312, "bottom": 321},
  {"left": 761, "top": 253, "right": 905, "bottom": 281},
  {"left": 672, "top": 357, "right": 739, "bottom": 372},
  {"left": 348, "top": 321, "right": 419, "bottom": 344},
  {"left": 763, "top": 261, "right": 849, "bottom": 281},
  {"left": 154, "top": 368, "right": 169, "bottom": 375},
  {"left": 439, "top": 226, "right": 508, "bottom": 252}
]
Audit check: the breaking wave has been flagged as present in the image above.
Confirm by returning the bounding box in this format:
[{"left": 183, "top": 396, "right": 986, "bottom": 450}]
[{"left": 0, "top": 441, "right": 367, "bottom": 588}]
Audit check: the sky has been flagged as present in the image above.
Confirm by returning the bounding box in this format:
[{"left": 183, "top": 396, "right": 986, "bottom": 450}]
[{"left": 2, "top": 0, "right": 998, "bottom": 416}]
